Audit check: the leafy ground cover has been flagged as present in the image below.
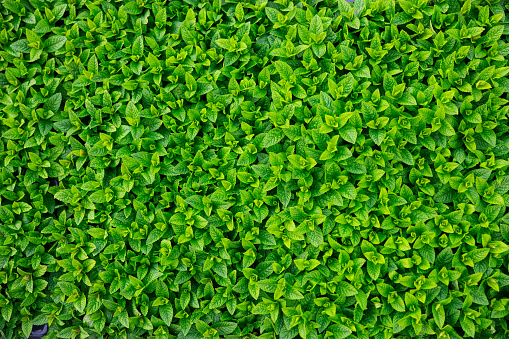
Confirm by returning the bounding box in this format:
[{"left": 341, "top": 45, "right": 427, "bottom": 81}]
[{"left": 1, "top": 0, "right": 509, "bottom": 338}]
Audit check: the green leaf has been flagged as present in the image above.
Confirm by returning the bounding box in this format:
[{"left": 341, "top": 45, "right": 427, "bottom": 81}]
[
  {"left": 339, "top": 124, "right": 357, "bottom": 144},
  {"left": 471, "top": 248, "right": 490, "bottom": 263},
  {"left": 275, "top": 61, "right": 293, "bottom": 80},
  {"left": 471, "top": 288, "right": 489, "bottom": 305},
  {"left": 43, "top": 93, "right": 62, "bottom": 112},
  {"left": 432, "top": 303, "right": 445, "bottom": 328},
  {"left": 310, "top": 15, "right": 323, "bottom": 35},
  {"left": 11, "top": 39, "right": 31, "bottom": 53},
  {"left": 209, "top": 294, "right": 228, "bottom": 309},
  {"left": 264, "top": 128, "right": 284, "bottom": 148},
  {"left": 147, "top": 229, "right": 164, "bottom": 244},
  {"left": 159, "top": 304, "right": 173, "bottom": 326},
  {"left": 235, "top": 3, "right": 244, "bottom": 22},
  {"left": 44, "top": 35, "right": 67, "bottom": 52},
  {"left": 126, "top": 101, "right": 139, "bottom": 120},
  {"left": 460, "top": 316, "right": 475, "bottom": 337},
  {"left": 307, "top": 227, "right": 324, "bottom": 247},
  {"left": 495, "top": 176, "right": 509, "bottom": 195},
  {"left": 58, "top": 282, "right": 76, "bottom": 296},
  {"left": 398, "top": 149, "right": 414, "bottom": 166},
  {"left": 87, "top": 228, "right": 106, "bottom": 239},
  {"left": 501, "top": 224, "right": 509, "bottom": 242},
  {"left": 436, "top": 247, "right": 453, "bottom": 268},
  {"left": 0, "top": 206, "right": 14, "bottom": 222},
  {"left": 337, "top": 281, "right": 358, "bottom": 296},
  {"left": 213, "top": 321, "right": 238, "bottom": 335},
  {"left": 132, "top": 36, "right": 144, "bottom": 55},
  {"left": 328, "top": 324, "right": 352, "bottom": 339},
  {"left": 118, "top": 309, "right": 129, "bottom": 328},
  {"left": 367, "top": 262, "right": 381, "bottom": 280},
  {"left": 392, "top": 12, "right": 413, "bottom": 25},
  {"left": 54, "top": 190, "right": 73, "bottom": 203},
  {"left": 434, "top": 185, "right": 457, "bottom": 203},
  {"left": 1, "top": 301, "right": 12, "bottom": 322},
  {"left": 89, "top": 191, "right": 107, "bottom": 203},
  {"left": 22, "top": 321, "right": 33, "bottom": 339},
  {"left": 370, "top": 129, "right": 385, "bottom": 146},
  {"left": 265, "top": 7, "right": 280, "bottom": 23},
  {"left": 480, "top": 130, "right": 496, "bottom": 147}
]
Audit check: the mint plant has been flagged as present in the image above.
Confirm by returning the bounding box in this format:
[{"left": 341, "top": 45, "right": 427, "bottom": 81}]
[{"left": 1, "top": 0, "right": 509, "bottom": 338}]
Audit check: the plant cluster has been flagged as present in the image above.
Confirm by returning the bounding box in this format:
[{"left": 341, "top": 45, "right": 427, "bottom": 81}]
[{"left": 1, "top": 0, "right": 509, "bottom": 338}]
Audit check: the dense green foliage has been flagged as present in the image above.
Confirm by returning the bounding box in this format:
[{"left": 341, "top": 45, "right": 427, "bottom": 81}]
[{"left": 2, "top": 0, "right": 509, "bottom": 338}]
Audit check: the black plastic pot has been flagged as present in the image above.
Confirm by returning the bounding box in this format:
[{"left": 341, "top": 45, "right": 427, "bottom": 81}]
[{"left": 28, "top": 324, "right": 48, "bottom": 339}]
